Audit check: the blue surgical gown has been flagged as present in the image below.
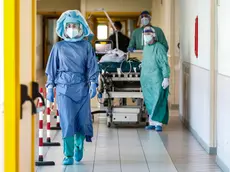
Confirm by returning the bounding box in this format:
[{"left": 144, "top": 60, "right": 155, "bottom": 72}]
[{"left": 45, "top": 40, "right": 99, "bottom": 139}]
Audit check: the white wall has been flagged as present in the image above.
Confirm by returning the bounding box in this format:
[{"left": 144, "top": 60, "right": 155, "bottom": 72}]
[
  {"left": 85, "top": 0, "right": 152, "bottom": 12},
  {"left": 0, "top": 0, "right": 4, "bottom": 170},
  {"left": 36, "top": 15, "right": 43, "bottom": 71},
  {"left": 180, "top": 0, "right": 211, "bottom": 70},
  {"left": 151, "top": 0, "right": 180, "bottom": 106},
  {"left": 179, "top": 0, "right": 213, "bottom": 150},
  {"left": 174, "top": 0, "right": 180, "bottom": 105},
  {"left": 217, "top": 1, "right": 230, "bottom": 77},
  {"left": 37, "top": 0, "right": 80, "bottom": 12},
  {"left": 216, "top": 0, "right": 230, "bottom": 170}
]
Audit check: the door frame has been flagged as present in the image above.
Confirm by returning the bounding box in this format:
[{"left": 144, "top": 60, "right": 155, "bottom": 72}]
[
  {"left": 4, "top": 0, "right": 20, "bottom": 171},
  {"left": 31, "top": 0, "right": 36, "bottom": 171},
  {"left": 42, "top": 15, "right": 59, "bottom": 69},
  {"left": 209, "top": 0, "right": 218, "bottom": 149},
  {"left": 4, "top": 0, "right": 36, "bottom": 171}
]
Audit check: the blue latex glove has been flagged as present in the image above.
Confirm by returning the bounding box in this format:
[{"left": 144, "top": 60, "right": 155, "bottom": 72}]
[
  {"left": 127, "top": 47, "right": 135, "bottom": 52},
  {"left": 89, "top": 82, "right": 97, "bottom": 99},
  {"left": 97, "top": 93, "right": 102, "bottom": 99},
  {"left": 47, "top": 87, "right": 54, "bottom": 102}
]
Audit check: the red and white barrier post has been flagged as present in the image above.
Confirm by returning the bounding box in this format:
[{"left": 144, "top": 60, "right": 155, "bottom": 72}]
[
  {"left": 35, "top": 96, "right": 55, "bottom": 166},
  {"left": 43, "top": 99, "right": 60, "bottom": 147}
]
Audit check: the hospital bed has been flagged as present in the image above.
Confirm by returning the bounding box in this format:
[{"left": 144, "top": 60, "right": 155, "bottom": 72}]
[{"left": 93, "top": 40, "right": 148, "bottom": 127}]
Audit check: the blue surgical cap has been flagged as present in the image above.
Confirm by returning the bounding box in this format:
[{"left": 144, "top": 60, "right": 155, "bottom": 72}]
[
  {"left": 141, "top": 11, "right": 150, "bottom": 16},
  {"left": 56, "top": 10, "right": 94, "bottom": 42}
]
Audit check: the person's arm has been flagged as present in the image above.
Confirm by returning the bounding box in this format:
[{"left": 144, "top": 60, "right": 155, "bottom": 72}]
[
  {"left": 123, "top": 36, "right": 130, "bottom": 52},
  {"left": 126, "top": 36, "right": 130, "bottom": 46},
  {"left": 109, "top": 34, "right": 117, "bottom": 49},
  {"left": 156, "top": 27, "right": 169, "bottom": 52},
  {"left": 86, "top": 42, "right": 99, "bottom": 84},
  {"left": 45, "top": 44, "right": 59, "bottom": 87},
  {"left": 128, "top": 30, "right": 136, "bottom": 50},
  {"left": 156, "top": 44, "right": 170, "bottom": 78}
]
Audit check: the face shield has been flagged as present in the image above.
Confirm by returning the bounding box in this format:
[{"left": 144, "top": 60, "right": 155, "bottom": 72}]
[
  {"left": 65, "top": 23, "right": 84, "bottom": 39},
  {"left": 140, "top": 12, "right": 151, "bottom": 26},
  {"left": 143, "top": 26, "right": 156, "bottom": 45}
]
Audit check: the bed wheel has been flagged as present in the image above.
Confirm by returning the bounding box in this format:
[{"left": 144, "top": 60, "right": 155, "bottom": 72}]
[{"left": 107, "top": 122, "right": 111, "bottom": 128}]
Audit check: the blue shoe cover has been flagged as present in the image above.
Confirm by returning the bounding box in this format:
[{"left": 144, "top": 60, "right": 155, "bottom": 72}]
[
  {"left": 145, "top": 125, "right": 155, "bottom": 130},
  {"left": 85, "top": 135, "right": 92, "bottom": 142},
  {"left": 155, "top": 125, "right": 162, "bottom": 132},
  {"left": 75, "top": 146, "right": 83, "bottom": 162},
  {"left": 62, "top": 157, "right": 74, "bottom": 165}
]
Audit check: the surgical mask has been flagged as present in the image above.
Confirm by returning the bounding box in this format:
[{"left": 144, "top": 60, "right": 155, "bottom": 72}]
[
  {"left": 66, "top": 28, "right": 82, "bottom": 39},
  {"left": 144, "top": 35, "right": 153, "bottom": 44},
  {"left": 141, "top": 17, "right": 150, "bottom": 26}
]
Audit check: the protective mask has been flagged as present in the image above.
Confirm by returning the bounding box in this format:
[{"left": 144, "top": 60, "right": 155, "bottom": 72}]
[
  {"left": 66, "top": 28, "right": 80, "bottom": 39},
  {"left": 144, "top": 35, "right": 153, "bottom": 44},
  {"left": 141, "top": 17, "right": 150, "bottom": 26}
]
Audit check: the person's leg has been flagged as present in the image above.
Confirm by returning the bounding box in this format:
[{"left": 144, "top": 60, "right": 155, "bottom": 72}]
[
  {"left": 56, "top": 93, "right": 76, "bottom": 165},
  {"left": 74, "top": 132, "right": 85, "bottom": 162},
  {"left": 63, "top": 137, "right": 74, "bottom": 165},
  {"left": 73, "top": 97, "right": 92, "bottom": 162}
]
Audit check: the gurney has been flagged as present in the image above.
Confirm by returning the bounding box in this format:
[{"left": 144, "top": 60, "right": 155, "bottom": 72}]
[
  {"left": 92, "top": 39, "right": 148, "bottom": 127},
  {"left": 96, "top": 59, "right": 148, "bottom": 128}
]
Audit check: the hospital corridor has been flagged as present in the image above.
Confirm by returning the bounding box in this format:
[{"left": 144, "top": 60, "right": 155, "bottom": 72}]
[{"left": 1, "top": 0, "right": 230, "bottom": 172}]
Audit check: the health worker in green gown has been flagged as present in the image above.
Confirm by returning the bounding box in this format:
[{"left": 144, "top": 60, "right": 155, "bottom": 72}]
[
  {"left": 140, "top": 26, "right": 170, "bottom": 132},
  {"left": 128, "top": 11, "right": 168, "bottom": 52}
]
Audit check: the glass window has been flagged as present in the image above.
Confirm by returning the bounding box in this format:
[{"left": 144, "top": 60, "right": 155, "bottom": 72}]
[{"left": 97, "top": 25, "right": 108, "bottom": 40}]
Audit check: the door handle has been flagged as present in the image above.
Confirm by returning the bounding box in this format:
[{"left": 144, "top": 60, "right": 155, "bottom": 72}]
[
  {"left": 32, "top": 81, "right": 45, "bottom": 106},
  {"left": 20, "top": 84, "right": 45, "bottom": 120},
  {"left": 20, "top": 84, "right": 37, "bottom": 119}
]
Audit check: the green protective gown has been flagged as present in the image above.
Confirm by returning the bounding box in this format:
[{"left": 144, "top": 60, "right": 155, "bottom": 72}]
[
  {"left": 128, "top": 26, "right": 169, "bottom": 52},
  {"left": 140, "top": 42, "right": 170, "bottom": 124}
]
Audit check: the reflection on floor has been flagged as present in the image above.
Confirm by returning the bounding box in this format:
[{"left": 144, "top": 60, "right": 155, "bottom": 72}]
[{"left": 35, "top": 113, "right": 222, "bottom": 172}]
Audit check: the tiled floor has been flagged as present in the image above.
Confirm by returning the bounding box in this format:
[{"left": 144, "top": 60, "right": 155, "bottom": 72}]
[
  {"left": 159, "top": 117, "right": 222, "bottom": 172},
  {"left": 35, "top": 72, "right": 222, "bottom": 172},
  {"left": 35, "top": 114, "right": 222, "bottom": 172}
]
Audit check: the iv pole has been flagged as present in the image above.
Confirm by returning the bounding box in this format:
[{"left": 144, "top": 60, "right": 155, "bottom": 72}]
[{"left": 88, "top": 8, "right": 119, "bottom": 51}]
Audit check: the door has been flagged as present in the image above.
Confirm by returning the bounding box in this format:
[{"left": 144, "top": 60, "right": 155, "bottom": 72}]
[
  {"left": 44, "top": 17, "right": 59, "bottom": 68},
  {"left": 4, "top": 0, "right": 36, "bottom": 171},
  {"left": 19, "top": 0, "right": 37, "bottom": 171},
  {"left": 0, "top": 0, "right": 4, "bottom": 171}
]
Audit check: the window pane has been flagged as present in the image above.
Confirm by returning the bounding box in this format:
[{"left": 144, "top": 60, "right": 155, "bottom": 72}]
[{"left": 97, "top": 25, "right": 108, "bottom": 40}]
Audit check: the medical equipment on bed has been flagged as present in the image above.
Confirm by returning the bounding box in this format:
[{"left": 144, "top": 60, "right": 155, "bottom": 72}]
[
  {"left": 96, "top": 56, "right": 148, "bottom": 128},
  {"left": 99, "top": 49, "right": 126, "bottom": 63},
  {"left": 95, "top": 40, "right": 113, "bottom": 54}
]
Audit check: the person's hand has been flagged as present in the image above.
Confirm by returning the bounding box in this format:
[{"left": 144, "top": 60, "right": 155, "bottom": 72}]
[
  {"left": 127, "top": 47, "right": 134, "bottom": 52},
  {"left": 47, "top": 87, "right": 54, "bottom": 102},
  {"left": 162, "top": 78, "right": 169, "bottom": 89},
  {"left": 89, "top": 82, "right": 97, "bottom": 99}
]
